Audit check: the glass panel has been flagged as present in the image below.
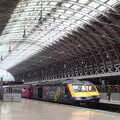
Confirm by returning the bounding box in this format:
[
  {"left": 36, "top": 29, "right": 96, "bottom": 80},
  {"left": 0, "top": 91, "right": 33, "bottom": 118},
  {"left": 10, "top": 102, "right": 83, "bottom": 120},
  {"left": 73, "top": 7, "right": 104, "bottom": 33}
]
[
  {"left": 97, "top": 6, "right": 107, "bottom": 11},
  {"left": 76, "top": 20, "right": 82, "bottom": 24},
  {"left": 86, "top": 85, "right": 96, "bottom": 92},
  {"left": 81, "top": 8, "right": 92, "bottom": 13},
  {"left": 89, "top": 11, "right": 98, "bottom": 16},
  {"left": 74, "top": 13, "right": 84, "bottom": 18},
  {"left": 78, "top": 0, "right": 89, "bottom": 4},
  {"left": 72, "top": 0, "right": 77, "bottom": 2},
  {"left": 49, "top": 1, "right": 57, "bottom": 5},
  {"left": 63, "top": 3, "right": 72, "bottom": 7},
  {"left": 60, "top": 15, "right": 68, "bottom": 19},
  {"left": 88, "top": 2, "right": 100, "bottom": 8},
  {"left": 99, "top": 0, "right": 108, "bottom": 2},
  {"left": 83, "top": 16, "right": 91, "bottom": 21},
  {"left": 71, "top": 4, "right": 81, "bottom": 10},
  {"left": 72, "top": 84, "right": 96, "bottom": 92},
  {"left": 107, "top": 0, "right": 118, "bottom": 6},
  {"left": 65, "top": 10, "right": 74, "bottom": 15},
  {"left": 0, "top": 69, "right": 15, "bottom": 81}
]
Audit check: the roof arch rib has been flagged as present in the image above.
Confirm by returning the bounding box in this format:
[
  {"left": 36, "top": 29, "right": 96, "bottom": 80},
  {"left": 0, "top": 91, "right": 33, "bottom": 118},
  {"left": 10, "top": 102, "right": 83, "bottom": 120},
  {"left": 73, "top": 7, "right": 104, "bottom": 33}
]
[{"left": 0, "top": 0, "right": 119, "bottom": 75}]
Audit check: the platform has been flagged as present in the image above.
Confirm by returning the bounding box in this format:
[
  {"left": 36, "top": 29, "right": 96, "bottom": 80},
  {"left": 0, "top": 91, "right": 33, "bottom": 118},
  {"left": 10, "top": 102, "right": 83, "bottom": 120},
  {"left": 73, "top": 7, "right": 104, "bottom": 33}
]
[
  {"left": 100, "top": 99, "right": 120, "bottom": 105},
  {"left": 0, "top": 99, "right": 120, "bottom": 120}
]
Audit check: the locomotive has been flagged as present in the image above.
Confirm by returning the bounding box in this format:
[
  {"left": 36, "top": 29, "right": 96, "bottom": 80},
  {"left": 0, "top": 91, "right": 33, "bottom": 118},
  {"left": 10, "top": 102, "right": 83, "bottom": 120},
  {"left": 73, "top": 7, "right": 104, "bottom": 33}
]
[{"left": 22, "top": 79, "right": 100, "bottom": 103}]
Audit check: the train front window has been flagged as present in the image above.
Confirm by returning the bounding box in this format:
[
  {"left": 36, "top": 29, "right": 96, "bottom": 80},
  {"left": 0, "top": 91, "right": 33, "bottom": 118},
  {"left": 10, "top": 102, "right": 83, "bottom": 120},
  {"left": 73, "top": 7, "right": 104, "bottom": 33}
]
[
  {"left": 85, "top": 85, "right": 96, "bottom": 92},
  {"left": 72, "top": 84, "right": 96, "bottom": 92}
]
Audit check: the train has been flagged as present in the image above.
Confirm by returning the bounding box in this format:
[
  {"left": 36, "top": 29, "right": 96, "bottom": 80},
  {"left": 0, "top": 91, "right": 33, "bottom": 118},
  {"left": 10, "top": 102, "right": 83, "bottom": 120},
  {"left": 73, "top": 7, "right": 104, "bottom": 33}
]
[{"left": 21, "top": 79, "right": 100, "bottom": 103}]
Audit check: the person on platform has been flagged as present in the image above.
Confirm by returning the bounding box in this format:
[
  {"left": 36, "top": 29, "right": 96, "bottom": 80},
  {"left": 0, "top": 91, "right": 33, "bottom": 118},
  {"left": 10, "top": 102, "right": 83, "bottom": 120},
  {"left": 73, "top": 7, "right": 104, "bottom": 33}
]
[{"left": 107, "top": 86, "right": 111, "bottom": 101}]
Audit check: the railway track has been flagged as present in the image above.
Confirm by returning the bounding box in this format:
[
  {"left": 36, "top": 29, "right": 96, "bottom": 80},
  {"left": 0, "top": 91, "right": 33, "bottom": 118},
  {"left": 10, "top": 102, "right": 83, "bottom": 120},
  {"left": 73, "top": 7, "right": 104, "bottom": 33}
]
[
  {"left": 86, "top": 102, "right": 120, "bottom": 113},
  {"left": 29, "top": 98, "right": 120, "bottom": 113},
  {"left": 69, "top": 102, "right": 120, "bottom": 113}
]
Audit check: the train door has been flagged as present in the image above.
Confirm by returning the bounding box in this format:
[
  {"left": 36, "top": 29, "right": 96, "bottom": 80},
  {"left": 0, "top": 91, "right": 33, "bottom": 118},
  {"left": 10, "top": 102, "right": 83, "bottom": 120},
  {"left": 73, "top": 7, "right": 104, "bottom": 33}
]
[
  {"left": 31, "top": 86, "right": 36, "bottom": 98},
  {"left": 61, "top": 85, "right": 70, "bottom": 100},
  {"left": 38, "top": 87, "right": 43, "bottom": 98}
]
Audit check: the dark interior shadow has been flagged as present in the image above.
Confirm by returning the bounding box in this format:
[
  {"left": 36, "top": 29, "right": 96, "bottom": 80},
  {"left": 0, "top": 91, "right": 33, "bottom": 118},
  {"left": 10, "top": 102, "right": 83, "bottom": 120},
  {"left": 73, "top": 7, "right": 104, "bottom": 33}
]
[{"left": 0, "top": 0, "right": 20, "bottom": 35}]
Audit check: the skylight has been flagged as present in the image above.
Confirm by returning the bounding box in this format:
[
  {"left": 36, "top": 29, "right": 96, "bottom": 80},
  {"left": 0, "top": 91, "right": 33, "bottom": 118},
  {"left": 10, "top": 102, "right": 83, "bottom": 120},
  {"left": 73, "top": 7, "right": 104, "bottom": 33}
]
[{"left": 0, "top": 0, "right": 119, "bottom": 70}]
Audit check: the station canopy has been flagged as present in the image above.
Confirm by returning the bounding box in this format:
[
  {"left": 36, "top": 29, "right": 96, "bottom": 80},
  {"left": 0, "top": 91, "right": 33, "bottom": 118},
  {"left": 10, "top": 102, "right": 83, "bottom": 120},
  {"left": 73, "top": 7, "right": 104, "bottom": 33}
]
[{"left": 0, "top": 0, "right": 120, "bottom": 74}]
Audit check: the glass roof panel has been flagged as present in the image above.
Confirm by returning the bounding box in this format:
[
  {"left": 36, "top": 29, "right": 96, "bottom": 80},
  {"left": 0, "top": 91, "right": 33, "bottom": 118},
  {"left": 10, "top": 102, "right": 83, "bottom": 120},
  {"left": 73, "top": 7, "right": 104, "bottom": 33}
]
[
  {"left": 59, "top": 15, "right": 68, "bottom": 19},
  {"left": 107, "top": 0, "right": 119, "bottom": 6},
  {"left": 0, "top": 69, "right": 15, "bottom": 81},
  {"left": 49, "top": 1, "right": 57, "bottom": 5},
  {"left": 89, "top": 11, "right": 98, "bottom": 16},
  {"left": 76, "top": 20, "right": 84, "bottom": 24},
  {"left": 78, "top": 0, "right": 89, "bottom": 4},
  {"left": 88, "top": 2, "right": 100, "bottom": 8},
  {"left": 63, "top": 3, "right": 72, "bottom": 7},
  {"left": 74, "top": 12, "right": 84, "bottom": 18},
  {"left": 97, "top": 6, "right": 107, "bottom": 11},
  {"left": 72, "top": 0, "right": 77, "bottom": 2},
  {"left": 71, "top": 4, "right": 81, "bottom": 10},
  {"left": 0, "top": 0, "right": 119, "bottom": 70},
  {"left": 81, "top": 7, "right": 92, "bottom": 13},
  {"left": 83, "top": 16, "right": 91, "bottom": 21},
  {"left": 99, "top": 0, "right": 108, "bottom": 2},
  {"left": 65, "top": 10, "right": 74, "bottom": 15}
]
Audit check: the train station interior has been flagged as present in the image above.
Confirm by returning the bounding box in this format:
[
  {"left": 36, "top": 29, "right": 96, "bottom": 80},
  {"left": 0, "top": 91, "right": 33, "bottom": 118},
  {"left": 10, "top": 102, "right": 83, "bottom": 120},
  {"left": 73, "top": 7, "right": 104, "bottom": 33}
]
[{"left": 0, "top": 0, "right": 120, "bottom": 119}]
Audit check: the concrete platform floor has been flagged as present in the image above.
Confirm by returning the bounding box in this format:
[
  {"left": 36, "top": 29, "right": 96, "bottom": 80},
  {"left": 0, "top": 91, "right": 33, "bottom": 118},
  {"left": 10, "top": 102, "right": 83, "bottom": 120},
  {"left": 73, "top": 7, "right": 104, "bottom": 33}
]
[
  {"left": 100, "top": 99, "right": 120, "bottom": 105},
  {"left": 0, "top": 99, "right": 120, "bottom": 120}
]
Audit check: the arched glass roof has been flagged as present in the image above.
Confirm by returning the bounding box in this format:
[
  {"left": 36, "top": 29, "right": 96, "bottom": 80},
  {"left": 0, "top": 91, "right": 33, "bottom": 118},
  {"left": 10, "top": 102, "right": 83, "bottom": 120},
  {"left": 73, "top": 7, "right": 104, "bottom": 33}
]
[
  {"left": 0, "top": 0, "right": 119, "bottom": 70},
  {"left": 0, "top": 69, "right": 15, "bottom": 81}
]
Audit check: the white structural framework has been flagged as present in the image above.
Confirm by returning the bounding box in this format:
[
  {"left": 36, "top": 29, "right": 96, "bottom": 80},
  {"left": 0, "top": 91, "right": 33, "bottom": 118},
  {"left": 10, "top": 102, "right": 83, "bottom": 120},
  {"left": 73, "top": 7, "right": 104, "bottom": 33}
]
[{"left": 0, "top": 0, "right": 119, "bottom": 70}]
